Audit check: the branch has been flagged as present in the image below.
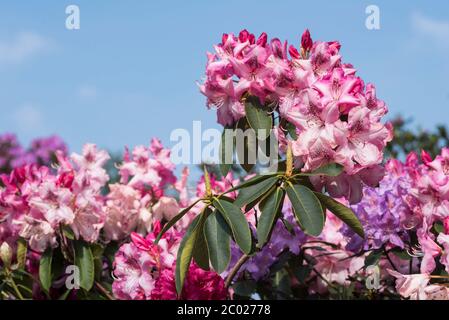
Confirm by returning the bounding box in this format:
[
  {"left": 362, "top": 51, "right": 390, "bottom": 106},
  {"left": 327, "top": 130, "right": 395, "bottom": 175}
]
[
  {"left": 95, "top": 282, "right": 115, "bottom": 300},
  {"left": 383, "top": 246, "right": 398, "bottom": 272},
  {"left": 225, "top": 254, "right": 250, "bottom": 288}
]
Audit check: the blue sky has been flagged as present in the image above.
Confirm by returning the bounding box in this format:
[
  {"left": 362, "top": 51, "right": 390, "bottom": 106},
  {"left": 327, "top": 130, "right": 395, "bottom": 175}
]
[{"left": 0, "top": 0, "right": 448, "bottom": 155}]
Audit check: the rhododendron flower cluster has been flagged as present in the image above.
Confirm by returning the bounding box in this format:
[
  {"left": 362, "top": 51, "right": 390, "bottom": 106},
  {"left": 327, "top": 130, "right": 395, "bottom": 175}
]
[
  {"left": 0, "top": 137, "right": 182, "bottom": 249},
  {"left": 200, "top": 29, "right": 392, "bottom": 204},
  {"left": 0, "top": 144, "right": 109, "bottom": 251}
]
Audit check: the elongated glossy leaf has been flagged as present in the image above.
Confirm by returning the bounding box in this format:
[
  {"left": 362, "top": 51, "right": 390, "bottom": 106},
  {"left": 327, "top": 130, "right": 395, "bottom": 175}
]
[
  {"left": 193, "top": 209, "right": 211, "bottom": 271},
  {"left": 304, "top": 163, "right": 344, "bottom": 177},
  {"left": 74, "top": 241, "right": 95, "bottom": 291},
  {"left": 155, "top": 198, "right": 201, "bottom": 243},
  {"left": 175, "top": 214, "right": 206, "bottom": 294},
  {"left": 223, "top": 173, "right": 276, "bottom": 195},
  {"left": 244, "top": 95, "right": 272, "bottom": 140},
  {"left": 243, "top": 185, "right": 276, "bottom": 213},
  {"left": 286, "top": 184, "right": 324, "bottom": 236},
  {"left": 58, "top": 289, "right": 72, "bottom": 300},
  {"left": 235, "top": 123, "right": 257, "bottom": 173},
  {"left": 62, "top": 225, "right": 75, "bottom": 240},
  {"left": 39, "top": 248, "right": 53, "bottom": 292},
  {"left": 281, "top": 217, "right": 295, "bottom": 236},
  {"left": 234, "top": 176, "right": 279, "bottom": 207},
  {"left": 314, "top": 192, "right": 365, "bottom": 238},
  {"left": 257, "top": 188, "right": 284, "bottom": 247},
  {"left": 204, "top": 209, "right": 231, "bottom": 273},
  {"left": 213, "top": 199, "right": 252, "bottom": 254},
  {"left": 219, "top": 128, "right": 233, "bottom": 176}
]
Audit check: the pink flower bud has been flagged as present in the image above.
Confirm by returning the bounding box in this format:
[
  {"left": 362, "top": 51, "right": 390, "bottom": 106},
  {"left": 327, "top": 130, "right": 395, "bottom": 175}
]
[
  {"left": 288, "top": 45, "right": 300, "bottom": 59},
  {"left": 256, "top": 32, "right": 267, "bottom": 46},
  {"left": 301, "top": 29, "right": 313, "bottom": 51},
  {"left": 221, "top": 33, "right": 229, "bottom": 45},
  {"left": 238, "top": 29, "right": 250, "bottom": 42}
]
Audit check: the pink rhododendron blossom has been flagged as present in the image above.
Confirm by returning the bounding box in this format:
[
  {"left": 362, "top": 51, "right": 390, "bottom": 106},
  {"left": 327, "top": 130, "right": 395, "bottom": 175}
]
[
  {"left": 152, "top": 196, "right": 180, "bottom": 221},
  {"left": 0, "top": 140, "right": 182, "bottom": 253},
  {"left": 0, "top": 144, "right": 111, "bottom": 252},
  {"left": 200, "top": 29, "right": 392, "bottom": 204},
  {"left": 103, "top": 184, "right": 151, "bottom": 241},
  {"left": 388, "top": 270, "right": 431, "bottom": 299},
  {"left": 417, "top": 227, "right": 441, "bottom": 274},
  {"left": 119, "top": 138, "right": 176, "bottom": 195}
]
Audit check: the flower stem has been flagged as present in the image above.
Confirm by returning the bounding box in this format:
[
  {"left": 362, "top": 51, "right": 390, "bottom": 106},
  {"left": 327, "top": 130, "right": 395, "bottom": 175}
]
[
  {"left": 383, "top": 246, "right": 398, "bottom": 272},
  {"left": 9, "top": 277, "right": 24, "bottom": 300},
  {"left": 95, "top": 281, "right": 115, "bottom": 300},
  {"left": 225, "top": 254, "right": 250, "bottom": 288}
]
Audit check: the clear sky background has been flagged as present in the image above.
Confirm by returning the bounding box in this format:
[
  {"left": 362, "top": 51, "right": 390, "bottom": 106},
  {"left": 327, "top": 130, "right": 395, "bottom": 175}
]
[{"left": 0, "top": 1, "right": 448, "bottom": 155}]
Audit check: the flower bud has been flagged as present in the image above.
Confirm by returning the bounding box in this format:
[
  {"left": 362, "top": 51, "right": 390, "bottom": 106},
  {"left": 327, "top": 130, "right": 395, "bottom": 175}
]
[
  {"left": 301, "top": 29, "right": 313, "bottom": 51},
  {"left": 288, "top": 45, "right": 300, "bottom": 59},
  {"left": 221, "top": 33, "right": 229, "bottom": 45},
  {"left": 0, "top": 242, "right": 12, "bottom": 267},
  {"left": 239, "top": 29, "right": 250, "bottom": 42},
  {"left": 256, "top": 32, "right": 267, "bottom": 46}
]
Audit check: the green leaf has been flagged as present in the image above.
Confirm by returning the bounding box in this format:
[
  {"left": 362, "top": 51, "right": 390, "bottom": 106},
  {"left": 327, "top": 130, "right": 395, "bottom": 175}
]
[
  {"left": 204, "top": 209, "right": 231, "bottom": 273},
  {"left": 243, "top": 185, "right": 276, "bottom": 213},
  {"left": 257, "top": 188, "right": 284, "bottom": 247},
  {"left": 16, "top": 238, "right": 27, "bottom": 270},
  {"left": 244, "top": 95, "right": 272, "bottom": 140},
  {"left": 219, "top": 127, "right": 233, "bottom": 176},
  {"left": 433, "top": 221, "right": 444, "bottom": 234},
  {"left": 234, "top": 176, "right": 279, "bottom": 207},
  {"left": 285, "top": 121, "right": 298, "bottom": 140},
  {"left": 390, "top": 247, "right": 412, "bottom": 261},
  {"left": 314, "top": 192, "right": 365, "bottom": 238},
  {"left": 222, "top": 173, "right": 276, "bottom": 195},
  {"left": 175, "top": 214, "right": 206, "bottom": 295},
  {"left": 62, "top": 225, "right": 75, "bottom": 240},
  {"left": 155, "top": 198, "right": 202, "bottom": 243},
  {"left": 193, "top": 209, "right": 211, "bottom": 271},
  {"left": 280, "top": 217, "right": 296, "bottom": 236},
  {"left": 58, "top": 289, "right": 72, "bottom": 300},
  {"left": 39, "top": 248, "right": 53, "bottom": 292},
  {"left": 310, "top": 163, "right": 344, "bottom": 176},
  {"left": 235, "top": 119, "right": 257, "bottom": 173},
  {"left": 298, "top": 163, "right": 344, "bottom": 177},
  {"left": 74, "top": 241, "right": 95, "bottom": 291},
  {"left": 213, "top": 198, "right": 252, "bottom": 254},
  {"left": 292, "top": 265, "right": 311, "bottom": 284},
  {"left": 286, "top": 184, "right": 324, "bottom": 236},
  {"left": 365, "top": 249, "right": 383, "bottom": 267}
]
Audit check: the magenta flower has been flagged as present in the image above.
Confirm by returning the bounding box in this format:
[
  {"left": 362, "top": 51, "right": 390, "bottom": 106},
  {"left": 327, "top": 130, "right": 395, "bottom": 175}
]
[{"left": 112, "top": 224, "right": 227, "bottom": 300}]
